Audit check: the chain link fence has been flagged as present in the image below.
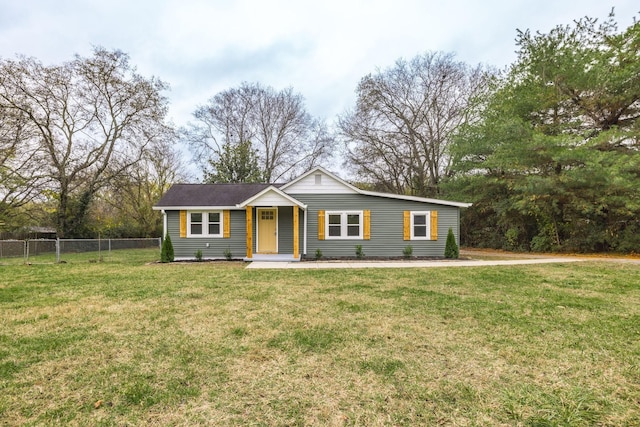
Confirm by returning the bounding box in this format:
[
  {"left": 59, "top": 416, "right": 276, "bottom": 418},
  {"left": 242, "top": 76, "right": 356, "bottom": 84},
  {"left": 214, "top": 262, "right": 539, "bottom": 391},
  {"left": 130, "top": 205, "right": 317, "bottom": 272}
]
[{"left": 0, "top": 238, "right": 161, "bottom": 264}]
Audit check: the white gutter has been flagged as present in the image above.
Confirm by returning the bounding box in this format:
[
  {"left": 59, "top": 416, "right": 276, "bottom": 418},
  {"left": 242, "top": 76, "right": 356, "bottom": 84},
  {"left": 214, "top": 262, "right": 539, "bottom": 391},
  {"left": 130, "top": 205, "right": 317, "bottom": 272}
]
[{"left": 153, "top": 205, "right": 241, "bottom": 211}]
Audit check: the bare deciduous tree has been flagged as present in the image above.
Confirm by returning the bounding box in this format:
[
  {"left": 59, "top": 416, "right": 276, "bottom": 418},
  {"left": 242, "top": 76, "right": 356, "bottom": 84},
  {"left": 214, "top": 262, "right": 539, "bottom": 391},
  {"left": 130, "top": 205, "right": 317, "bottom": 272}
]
[
  {"left": 187, "top": 82, "right": 335, "bottom": 182},
  {"left": 98, "top": 127, "right": 191, "bottom": 237},
  {"left": 0, "top": 47, "right": 170, "bottom": 237},
  {"left": 0, "top": 106, "right": 47, "bottom": 225},
  {"left": 339, "top": 51, "right": 491, "bottom": 196}
]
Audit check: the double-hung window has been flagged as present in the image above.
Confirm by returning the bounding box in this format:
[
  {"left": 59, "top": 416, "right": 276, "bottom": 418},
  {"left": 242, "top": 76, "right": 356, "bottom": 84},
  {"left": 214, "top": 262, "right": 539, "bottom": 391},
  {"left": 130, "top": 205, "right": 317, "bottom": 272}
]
[
  {"left": 187, "top": 211, "right": 222, "bottom": 237},
  {"left": 410, "top": 211, "right": 430, "bottom": 240},
  {"left": 326, "top": 211, "right": 363, "bottom": 239}
]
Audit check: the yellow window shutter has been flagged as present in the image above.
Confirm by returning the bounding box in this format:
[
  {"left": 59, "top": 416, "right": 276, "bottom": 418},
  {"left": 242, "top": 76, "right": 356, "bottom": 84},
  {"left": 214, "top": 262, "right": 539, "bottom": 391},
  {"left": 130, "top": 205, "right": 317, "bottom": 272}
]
[
  {"left": 223, "top": 210, "right": 230, "bottom": 238},
  {"left": 179, "top": 210, "right": 187, "bottom": 238},
  {"left": 363, "top": 210, "right": 371, "bottom": 240},
  {"left": 318, "top": 210, "right": 325, "bottom": 240},
  {"left": 403, "top": 211, "right": 410, "bottom": 240},
  {"left": 246, "top": 206, "right": 252, "bottom": 258},
  {"left": 293, "top": 206, "right": 299, "bottom": 258},
  {"left": 430, "top": 211, "right": 438, "bottom": 240}
]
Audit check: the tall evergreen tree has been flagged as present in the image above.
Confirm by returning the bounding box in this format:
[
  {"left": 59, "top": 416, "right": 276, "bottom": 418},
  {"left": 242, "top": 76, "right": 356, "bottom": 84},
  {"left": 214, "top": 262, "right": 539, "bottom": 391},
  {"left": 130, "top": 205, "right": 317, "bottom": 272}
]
[
  {"left": 448, "top": 10, "right": 640, "bottom": 252},
  {"left": 204, "top": 140, "right": 263, "bottom": 183}
]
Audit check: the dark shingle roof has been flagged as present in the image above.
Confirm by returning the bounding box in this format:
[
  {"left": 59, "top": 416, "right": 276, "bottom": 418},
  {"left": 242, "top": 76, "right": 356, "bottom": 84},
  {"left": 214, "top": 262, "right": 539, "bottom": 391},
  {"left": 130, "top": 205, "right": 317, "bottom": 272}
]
[{"left": 154, "top": 183, "right": 283, "bottom": 208}]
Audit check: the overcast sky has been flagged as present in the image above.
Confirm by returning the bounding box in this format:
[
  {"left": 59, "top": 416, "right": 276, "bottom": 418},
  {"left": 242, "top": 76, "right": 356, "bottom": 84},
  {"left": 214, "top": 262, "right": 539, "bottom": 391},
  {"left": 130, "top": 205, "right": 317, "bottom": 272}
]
[{"left": 1, "top": 0, "right": 638, "bottom": 128}]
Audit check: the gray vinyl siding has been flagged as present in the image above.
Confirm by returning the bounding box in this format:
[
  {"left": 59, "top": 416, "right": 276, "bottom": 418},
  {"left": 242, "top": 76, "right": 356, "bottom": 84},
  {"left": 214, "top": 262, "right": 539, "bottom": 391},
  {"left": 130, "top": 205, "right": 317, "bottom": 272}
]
[
  {"left": 165, "top": 210, "right": 246, "bottom": 260},
  {"left": 166, "top": 208, "right": 303, "bottom": 259},
  {"left": 264, "top": 206, "right": 302, "bottom": 255},
  {"left": 291, "top": 193, "right": 460, "bottom": 258},
  {"left": 277, "top": 207, "right": 293, "bottom": 253},
  {"left": 165, "top": 193, "right": 461, "bottom": 259}
]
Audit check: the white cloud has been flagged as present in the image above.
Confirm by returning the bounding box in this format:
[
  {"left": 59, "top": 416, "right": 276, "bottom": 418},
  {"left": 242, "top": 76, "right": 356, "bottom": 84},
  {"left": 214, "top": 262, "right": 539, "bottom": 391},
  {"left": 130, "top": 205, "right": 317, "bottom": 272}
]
[{"left": 0, "top": 0, "right": 638, "bottom": 125}]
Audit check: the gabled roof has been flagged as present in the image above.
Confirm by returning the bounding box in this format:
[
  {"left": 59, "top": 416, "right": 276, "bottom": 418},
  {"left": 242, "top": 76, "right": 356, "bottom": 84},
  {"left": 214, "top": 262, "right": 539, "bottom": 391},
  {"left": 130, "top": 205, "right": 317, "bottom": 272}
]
[
  {"left": 283, "top": 166, "right": 472, "bottom": 208},
  {"left": 153, "top": 167, "right": 471, "bottom": 210},
  {"left": 154, "top": 183, "right": 282, "bottom": 209},
  {"left": 236, "top": 186, "right": 307, "bottom": 208},
  {"left": 280, "top": 165, "right": 361, "bottom": 194}
]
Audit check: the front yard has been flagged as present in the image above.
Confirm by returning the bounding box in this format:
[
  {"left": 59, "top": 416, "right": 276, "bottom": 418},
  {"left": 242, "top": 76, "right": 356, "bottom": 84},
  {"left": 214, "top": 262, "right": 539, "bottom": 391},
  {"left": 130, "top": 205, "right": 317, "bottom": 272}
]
[{"left": 1, "top": 249, "right": 638, "bottom": 425}]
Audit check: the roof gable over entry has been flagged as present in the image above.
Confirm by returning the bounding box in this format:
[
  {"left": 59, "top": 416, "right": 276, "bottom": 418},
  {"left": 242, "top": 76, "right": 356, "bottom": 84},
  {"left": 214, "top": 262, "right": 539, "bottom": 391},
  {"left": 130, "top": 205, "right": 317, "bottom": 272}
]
[{"left": 237, "top": 186, "right": 307, "bottom": 208}]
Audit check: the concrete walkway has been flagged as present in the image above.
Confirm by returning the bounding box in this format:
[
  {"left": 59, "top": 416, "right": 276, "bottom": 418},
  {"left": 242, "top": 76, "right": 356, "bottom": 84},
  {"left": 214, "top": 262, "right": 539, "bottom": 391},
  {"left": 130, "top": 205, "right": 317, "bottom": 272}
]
[{"left": 246, "top": 257, "right": 587, "bottom": 269}]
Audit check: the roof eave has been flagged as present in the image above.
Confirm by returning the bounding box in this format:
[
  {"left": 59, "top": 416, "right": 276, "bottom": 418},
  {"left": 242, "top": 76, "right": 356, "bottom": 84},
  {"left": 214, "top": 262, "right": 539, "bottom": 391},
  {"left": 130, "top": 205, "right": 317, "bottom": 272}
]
[
  {"left": 359, "top": 190, "right": 472, "bottom": 208},
  {"left": 152, "top": 205, "right": 243, "bottom": 211}
]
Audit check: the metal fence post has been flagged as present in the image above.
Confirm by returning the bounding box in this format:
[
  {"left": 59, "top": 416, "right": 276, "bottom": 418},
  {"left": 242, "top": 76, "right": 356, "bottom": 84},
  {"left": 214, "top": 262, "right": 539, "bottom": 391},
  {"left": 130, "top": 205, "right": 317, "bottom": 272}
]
[
  {"left": 24, "top": 240, "right": 28, "bottom": 264},
  {"left": 56, "top": 238, "right": 60, "bottom": 263}
]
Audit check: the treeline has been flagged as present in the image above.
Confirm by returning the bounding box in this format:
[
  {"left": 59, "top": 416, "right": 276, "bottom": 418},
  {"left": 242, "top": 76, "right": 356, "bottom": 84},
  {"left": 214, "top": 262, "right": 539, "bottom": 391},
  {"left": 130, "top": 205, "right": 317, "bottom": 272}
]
[
  {"left": 0, "top": 48, "right": 189, "bottom": 238},
  {"left": 339, "top": 11, "right": 639, "bottom": 253},
  {"left": 445, "top": 12, "right": 640, "bottom": 252},
  {"left": 1, "top": 11, "right": 638, "bottom": 252}
]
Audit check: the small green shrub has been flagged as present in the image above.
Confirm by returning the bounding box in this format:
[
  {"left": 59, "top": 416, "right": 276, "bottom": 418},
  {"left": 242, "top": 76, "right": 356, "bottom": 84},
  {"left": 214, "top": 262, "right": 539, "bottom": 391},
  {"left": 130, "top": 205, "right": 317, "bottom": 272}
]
[
  {"left": 160, "top": 233, "right": 174, "bottom": 263},
  {"left": 444, "top": 227, "right": 459, "bottom": 259},
  {"left": 315, "top": 248, "right": 323, "bottom": 260},
  {"left": 355, "top": 245, "right": 365, "bottom": 259},
  {"left": 195, "top": 249, "right": 203, "bottom": 262},
  {"left": 402, "top": 245, "right": 413, "bottom": 259},
  {"left": 505, "top": 227, "right": 520, "bottom": 251},
  {"left": 223, "top": 247, "right": 233, "bottom": 260}
]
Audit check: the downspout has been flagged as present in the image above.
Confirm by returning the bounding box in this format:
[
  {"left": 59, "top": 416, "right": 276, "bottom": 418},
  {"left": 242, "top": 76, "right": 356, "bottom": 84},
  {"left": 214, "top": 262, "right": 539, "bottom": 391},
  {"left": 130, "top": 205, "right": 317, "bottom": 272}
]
[{"left": 162, "top": 210, "right": 167, "bottom": 238}]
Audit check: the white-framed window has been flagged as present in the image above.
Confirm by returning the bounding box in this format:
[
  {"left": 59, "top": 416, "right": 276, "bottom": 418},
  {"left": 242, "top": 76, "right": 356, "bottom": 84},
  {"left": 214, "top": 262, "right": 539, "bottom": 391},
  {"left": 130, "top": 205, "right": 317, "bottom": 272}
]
[
  {"left": 325, "top": 211, "right": 363, "bottom": 239},
  {"left": 410, "top": 211, "right": 431, "bottom": 240},
  {"left": 187, "top": 211, "right": 223, "bottom": 237}
]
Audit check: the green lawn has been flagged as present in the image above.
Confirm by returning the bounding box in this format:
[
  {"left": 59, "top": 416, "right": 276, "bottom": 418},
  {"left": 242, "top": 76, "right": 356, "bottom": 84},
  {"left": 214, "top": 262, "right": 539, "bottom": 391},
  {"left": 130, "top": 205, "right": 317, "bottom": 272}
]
[{"left": 1, "top": 249, "right": 639, "bottom": 426}]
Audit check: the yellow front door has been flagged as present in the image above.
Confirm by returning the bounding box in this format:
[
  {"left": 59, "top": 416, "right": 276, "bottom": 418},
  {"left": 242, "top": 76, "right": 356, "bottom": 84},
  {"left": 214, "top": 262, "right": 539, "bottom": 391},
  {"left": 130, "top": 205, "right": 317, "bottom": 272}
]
[{"left": 257, "top": 208, "right": 277, "bottom": 253}]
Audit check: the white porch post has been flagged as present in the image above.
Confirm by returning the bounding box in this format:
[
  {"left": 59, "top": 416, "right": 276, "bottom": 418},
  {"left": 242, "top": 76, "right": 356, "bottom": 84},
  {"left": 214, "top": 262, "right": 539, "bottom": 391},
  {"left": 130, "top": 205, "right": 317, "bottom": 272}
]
[{"left": 303, "top": 207, "right": 307, "bottom": 257}]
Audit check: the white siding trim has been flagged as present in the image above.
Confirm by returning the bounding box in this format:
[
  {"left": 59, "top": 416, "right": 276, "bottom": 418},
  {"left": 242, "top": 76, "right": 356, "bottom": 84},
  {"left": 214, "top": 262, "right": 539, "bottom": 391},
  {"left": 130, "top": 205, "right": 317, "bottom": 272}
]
[
  {"left": 359, "top": 190, "right": 472, "bottom": 208},
  {"left": 237, "top": 186, "right": 306, "bottom": 208},
  {"left": 281, "top": 166, "right": 360, "bottom": 194},
  {"left": 161, "top": 210, "right": 167, "bottom": 238},
  {"left": 153, "top": 205, "right": 240, "bottom": 211}
]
